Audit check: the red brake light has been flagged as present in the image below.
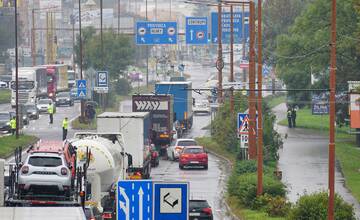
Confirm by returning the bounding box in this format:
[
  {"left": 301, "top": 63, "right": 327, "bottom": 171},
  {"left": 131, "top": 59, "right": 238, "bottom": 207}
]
[
  {"left": 90, "top": 218, "right": 95, "bottom": 220},
  {"left": 202, "top": 207, "right": 212, "bottom": 215},
  {"left": 175, "top": 146, "right": 183, "bottom": 151},
  {"left": 21, "top": 166, "right": 29, "bottom": 174},
  {"left": 61, "top": 167, "right": 68, "bottom": 175},
  {"left": 102, "top": 213, "right": 112, "bottom": 219}
]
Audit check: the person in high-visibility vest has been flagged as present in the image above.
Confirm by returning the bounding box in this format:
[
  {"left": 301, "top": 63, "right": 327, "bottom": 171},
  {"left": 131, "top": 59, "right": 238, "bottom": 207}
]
[
  {"left": 62, "top": 117, "right": 69, "bottom": 140},
  {"left": 10, "top": 116, "right": 16, "bottom": 135},
  {"left": 48, "top": 102, "right": 54, "bottom": 124}
]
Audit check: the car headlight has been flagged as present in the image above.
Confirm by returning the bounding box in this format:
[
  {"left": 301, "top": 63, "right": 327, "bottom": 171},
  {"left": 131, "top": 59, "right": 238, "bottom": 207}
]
[
  {"left": 32, "top": 111, "right": 37, "bottom": 114},
  {"left": 6, "top": 122, "right": 10, "bottom": 125},
  {"left": 22, "top": 116, "right": 26, "bottom": 119},
  {"left": 66, "top": 98, "right": 70, "bottom": 101}
]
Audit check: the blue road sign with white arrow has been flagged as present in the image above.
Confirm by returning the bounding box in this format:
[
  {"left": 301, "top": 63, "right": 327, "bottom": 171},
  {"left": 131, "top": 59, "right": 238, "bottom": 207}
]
[
  {"left": 136, "top": 22, "right": 177, "bottom": 45},
  {"left": 185, "top": 17, "right": 208, "bottom": 44},
  {"left": 153, "top": 182, "right": 189, "bottom": 220},
  {"left": 117, "top": 180, "right": 153, "bottom": 220},
  {"left": 211, "top": 12, "right": 249, "bottom": 44},
  {"left": 76, "top": 79, "right": 87, "bottom": 99}
]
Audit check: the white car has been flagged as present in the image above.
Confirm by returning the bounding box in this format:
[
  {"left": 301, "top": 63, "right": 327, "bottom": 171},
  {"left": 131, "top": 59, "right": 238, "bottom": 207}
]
[
  {"left": 193, "top": 101, "right": 211, "bottom": 115},
  {"left": 37, "top": 98, "right": 55, "bottom": 113},
  {"left": 0, "top": 81, "right": 8, "bottom": 88},
  {"left": 167, "top": 138, "right": 198, "bottom": 161},
  {"left": 18, "top": 151, "right": 72, "bottom": 197}
]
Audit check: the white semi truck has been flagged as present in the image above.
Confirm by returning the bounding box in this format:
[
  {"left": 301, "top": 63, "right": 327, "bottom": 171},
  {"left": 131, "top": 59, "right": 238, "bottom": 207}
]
[
  {"left": 97, "top": 112, "right": 152, "bottom": 179},
  {"left": 10, "top": 67, "right": 48, "bottom": 107},
  {"left": 68, "top": 132, "right": 128, "bottom": 218}
]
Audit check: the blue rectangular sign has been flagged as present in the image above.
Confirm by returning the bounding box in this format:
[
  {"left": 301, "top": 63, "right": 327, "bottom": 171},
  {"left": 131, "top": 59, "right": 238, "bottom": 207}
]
[
  {"left": 96, "top": 71, "right": 108, "bottom": 87},
  {"left": 153, "top": 182, "right": 189, "bottom": 220},
  {"left": 136, "top": 22, "right": 177, "bottom": 45},
  {"left": 211, "top": 12, "right": 249, "bottom": 44},
  {"left": 117, "top": 180, "right": 153, "bottom": 220},
  {"left": 185, "top": 17, "right": 208, "bottom": 45},
  {"left": 76, "top": 80, "right": 87, "bottom": 98}
]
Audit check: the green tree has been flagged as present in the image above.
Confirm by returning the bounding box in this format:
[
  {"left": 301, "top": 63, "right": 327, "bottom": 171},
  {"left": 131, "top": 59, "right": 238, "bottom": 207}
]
[
  {"left": 74, "top": 28, "right": 135, "bottom": 79},
  {"left": 276, "top": 0, "right": 360, "bottom": 103},
  {"left": 263, "top": 0, "right": 311, "bottom": 64}
]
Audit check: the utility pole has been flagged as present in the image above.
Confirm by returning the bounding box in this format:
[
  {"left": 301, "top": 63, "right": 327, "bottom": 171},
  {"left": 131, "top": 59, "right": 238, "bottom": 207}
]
[
  {"left": 15, "top": 0, "right": 19, "bottom": 139},
  {"left": 257, "top": 0, "right": 263, "bottom": 196},
  {"left": 242, "top": 4, "right": 246, "bottom": 88},
  {"left": 328, "top": 0, "right": 336, "bottom": 219},
  {"left": 146, "top": 0, "right": 149, "bottom": 87},
  {"left": 170, "top": 0, "right": 172, "bottom": 19},
  {"left": 230, "top": 5, "right": 234, "bottom": 114},
  {"left": 79, "top": 0, "right": 85, "bottom": 119},
  {"left": 217, "top": 3, "right": 223, "bottom": 104},
  {"left": 31, "top": 9, "right": 36, "bottom": 66},
  {"left": 100, "top": 0, "right": 105, "bottom": 110},
  {"left": 155, "top": 0, "right": 157, "bottom": 21},
  {"left": 118, "top": 0, "right": 120, "bottom": 35},
  {"left": 248, "top": 1, "right": 257, "bottom": 159}
]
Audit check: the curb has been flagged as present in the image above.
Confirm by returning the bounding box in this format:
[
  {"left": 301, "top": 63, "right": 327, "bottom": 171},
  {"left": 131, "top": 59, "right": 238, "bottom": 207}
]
[{"left": 207, "top": 149, "right": 240, "bottom": 220}]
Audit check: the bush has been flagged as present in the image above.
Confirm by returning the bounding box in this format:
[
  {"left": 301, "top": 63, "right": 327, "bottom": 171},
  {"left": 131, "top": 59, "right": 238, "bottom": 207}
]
[
  {"left": 114, "top": 78, "right": 131, "bottom": 95},
  {"left": 233, "top": 160, "right": 257, "bottom": 175},
  {"left": 228, "top": 173, "right": 286, "bottom": 208},
  {"left": 266, "top": 196, "right": 291, "bottom": 217},
  {"left": 288, "top": 192, "right": 355, "bottom": 220}
]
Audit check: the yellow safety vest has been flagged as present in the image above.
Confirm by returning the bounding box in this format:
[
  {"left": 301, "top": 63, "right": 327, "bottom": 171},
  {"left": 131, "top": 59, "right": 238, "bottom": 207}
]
[
  {"left": 10, "top": 119, "right": 16, "bottom": 129},
  {"left": 62, "top": 119, "right": 69, "bottom": 129},
  {"left": 48, "top": 104, "right": 54, "bottom": 114}
]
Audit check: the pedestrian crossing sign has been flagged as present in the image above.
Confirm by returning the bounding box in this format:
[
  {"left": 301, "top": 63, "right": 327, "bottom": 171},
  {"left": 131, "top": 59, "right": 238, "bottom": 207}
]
[{"left": 239, "top": 116, "right": 249, "bottom": 135}]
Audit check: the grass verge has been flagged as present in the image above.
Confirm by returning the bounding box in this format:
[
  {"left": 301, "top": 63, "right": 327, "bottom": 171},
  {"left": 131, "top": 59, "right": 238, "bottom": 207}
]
[
  {"left": 264, "top": 93, "right": 287, "bottom": 109},
  {"left": 0, "top": 135, "right": 38, "bottom": 158},
  {"left": 278, "top": 107, "right": 352, "bottom": 139},
  {"left": 0, "top": 89, "right": 11, "bottom": 104},
  {"left": 336, "top": 141, "right": 360, "bottom": 202},
  {"left": 196, "top": 136, "right": 285, "bottom": 220}
]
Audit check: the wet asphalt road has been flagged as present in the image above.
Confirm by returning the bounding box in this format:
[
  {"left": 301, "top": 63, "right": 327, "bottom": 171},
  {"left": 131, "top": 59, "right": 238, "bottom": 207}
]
[
  {"left": 121, "top": 62, "right": 233, "bottom": 220},
  {"left": 274, "top": 103, "right": 360, "bottom": 219}
]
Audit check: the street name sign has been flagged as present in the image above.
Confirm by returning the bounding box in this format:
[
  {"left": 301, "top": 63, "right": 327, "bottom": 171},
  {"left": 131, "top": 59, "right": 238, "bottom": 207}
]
[
  {"left": 185, "top": 17, "right": 208, "bottom": 44},
  {"left": 136, "top": 22, "right": 177, "bottom": 45}
]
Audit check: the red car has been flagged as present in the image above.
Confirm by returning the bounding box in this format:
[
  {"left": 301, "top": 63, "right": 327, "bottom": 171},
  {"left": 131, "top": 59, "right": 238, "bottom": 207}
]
[{"left": 179, "top": 146, "right": 208, "bottom": 170}]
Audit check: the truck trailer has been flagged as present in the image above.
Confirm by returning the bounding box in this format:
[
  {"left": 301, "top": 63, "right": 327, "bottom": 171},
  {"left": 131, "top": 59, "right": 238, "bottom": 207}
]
[
  {"left": 155, "top": 81, "right": 193, "bottom": 132},
  {"left": 97, "top": 112, "right": 152, "bottom": 179},
  {"left": 132, "top": 94, "right": 174, "bottom": 146}
]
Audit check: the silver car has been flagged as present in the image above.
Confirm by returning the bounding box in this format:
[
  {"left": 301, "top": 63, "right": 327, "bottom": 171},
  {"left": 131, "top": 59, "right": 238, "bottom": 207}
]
[
  {"left": 18, "top": 152, "right": 72, "bottom": 197},
  {"left": 167, "top": 139, "right": 198, "bottom": 161}
]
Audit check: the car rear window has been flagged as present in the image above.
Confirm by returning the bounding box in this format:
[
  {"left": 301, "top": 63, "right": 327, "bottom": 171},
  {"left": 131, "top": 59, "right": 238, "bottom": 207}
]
[
  {"left": 28, "top": 156, "right": 62, "bottom": 167},
  {"left": 189, "top": 200, "right": 209, "bottom": 209},
  {"left": 183, "top": 148, "right": 204, "bottom": 154},
  {"left": 177, "top": 141, "right": 197, "bottom": 146}
]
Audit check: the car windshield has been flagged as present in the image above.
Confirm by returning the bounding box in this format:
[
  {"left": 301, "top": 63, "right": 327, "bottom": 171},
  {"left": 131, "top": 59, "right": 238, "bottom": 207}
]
[
  {"left": 25, "top": 105, "right": 36, "bottom": 111},
  {"left": 28, "top": 156, "right": 62, "bottom": 167},
  {"left": 183, "top": 148, "right": 204, "bottom": 154},
  {"left": 57, "top": 93, "right": 69, "bottom": 97},
  {"left": 0, "top": 113, "right": 9, "bottom": 120},
  {"left": 38, "top": 99, "right": 51, "bottom": 104},
  {"left": 177, "top": 140, "right": 197, "bottom": 146},
  {"left": 11, "top": 81, "right": 34, "bottom": 90},
  {"left": 189, "top": 200, "right": 209, "bottom": 209}
]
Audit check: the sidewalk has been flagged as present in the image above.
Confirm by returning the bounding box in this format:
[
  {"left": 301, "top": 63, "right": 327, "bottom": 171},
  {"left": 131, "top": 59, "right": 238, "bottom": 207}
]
[{"left": 273, "top": 103, "right": 360, "bottom": 219}]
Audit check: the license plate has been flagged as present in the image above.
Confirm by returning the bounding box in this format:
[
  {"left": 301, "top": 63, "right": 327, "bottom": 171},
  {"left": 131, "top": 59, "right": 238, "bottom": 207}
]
[
  {"left": 189, "top": 213, "right": 201, "bottom": 216},
  {"left": 190, "top": 161, "right": 199, "bottom": 164}
]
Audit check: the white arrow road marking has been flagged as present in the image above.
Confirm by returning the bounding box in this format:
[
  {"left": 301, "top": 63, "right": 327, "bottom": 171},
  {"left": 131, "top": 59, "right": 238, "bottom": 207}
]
[
  {"left": 119, "top": 187, "right": 130, "bottom": 220},
  {"left": 138, "top": 187, "right": 144, "bottom": 220}
]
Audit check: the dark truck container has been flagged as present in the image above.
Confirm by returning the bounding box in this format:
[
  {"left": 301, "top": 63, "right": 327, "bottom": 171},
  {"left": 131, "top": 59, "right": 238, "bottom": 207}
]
[{"left": 132, "top": 94, "right": 174, "bottom": 146}]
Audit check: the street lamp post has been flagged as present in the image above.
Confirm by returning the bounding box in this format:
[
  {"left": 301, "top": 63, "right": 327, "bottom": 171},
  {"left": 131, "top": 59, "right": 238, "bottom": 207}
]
[
  {"left": 257, "top": 0, "right": 263, "bottom": 196},
  {"left": 79, "top": 0, "right": 85, "bottom": 119},
  {"left": 15, "top": 0, "right": 19, "bottom": 138}
]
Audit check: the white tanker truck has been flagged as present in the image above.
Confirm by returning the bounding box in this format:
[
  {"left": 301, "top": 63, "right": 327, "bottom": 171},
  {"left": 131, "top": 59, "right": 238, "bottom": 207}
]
[{"left": 67, "top": 132, "right": 129, "bottom": 219}]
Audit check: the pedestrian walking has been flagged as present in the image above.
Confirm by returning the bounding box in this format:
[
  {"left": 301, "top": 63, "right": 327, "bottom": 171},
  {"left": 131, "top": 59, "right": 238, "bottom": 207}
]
[
  {"left": 287, "top": 108, "right": 292, "bottom": 128},
  {"left": 10, "top": 116, "right": 16, "bottom": 135},
  {"left": 291, "top": 107, "right": 297, "bottom": 128},
  {"left": 62, "top": 117, "right": 69, "bottom": 141},
  {"left": 48, "top": 102, "right": 54, "bottom": 124}
]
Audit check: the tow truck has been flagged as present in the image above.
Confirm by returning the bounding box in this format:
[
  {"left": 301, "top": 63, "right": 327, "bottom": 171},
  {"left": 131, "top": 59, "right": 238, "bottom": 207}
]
[{"left": 3, "top": 145, "right": 91, "bottom": 207}]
